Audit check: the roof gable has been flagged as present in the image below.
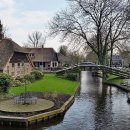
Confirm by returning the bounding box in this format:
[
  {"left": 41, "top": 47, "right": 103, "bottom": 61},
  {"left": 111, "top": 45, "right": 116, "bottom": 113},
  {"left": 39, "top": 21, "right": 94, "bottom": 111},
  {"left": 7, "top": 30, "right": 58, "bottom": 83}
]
[{"left": 0, "top": 38, "right": 27, "bottom": 70}]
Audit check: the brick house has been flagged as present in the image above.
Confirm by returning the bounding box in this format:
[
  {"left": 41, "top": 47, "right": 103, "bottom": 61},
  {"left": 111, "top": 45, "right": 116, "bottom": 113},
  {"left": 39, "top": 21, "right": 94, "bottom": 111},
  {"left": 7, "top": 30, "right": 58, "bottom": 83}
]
[
  {"left": 26, "top": 48, "right": 59, "bottom": 71},
  {"left": 0, "top": 21, "right": 34, "bottom": 78},
  {"left": 0, "top": 38, "right": 34, "bottom": 78}
]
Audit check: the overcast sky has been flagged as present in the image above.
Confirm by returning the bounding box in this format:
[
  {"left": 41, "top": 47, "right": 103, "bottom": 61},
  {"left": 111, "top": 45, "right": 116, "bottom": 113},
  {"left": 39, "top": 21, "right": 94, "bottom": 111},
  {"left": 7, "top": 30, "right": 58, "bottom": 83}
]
[{"left": 0, "top": 0, "right": 68, "bottom": 51}]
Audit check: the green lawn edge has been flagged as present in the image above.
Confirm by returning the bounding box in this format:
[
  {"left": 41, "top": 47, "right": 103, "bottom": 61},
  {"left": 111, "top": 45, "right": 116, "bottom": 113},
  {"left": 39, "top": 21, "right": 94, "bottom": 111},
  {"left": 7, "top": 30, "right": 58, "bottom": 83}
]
[
  {"left": 104, "top": 74, "right": 130, "bottom": 90},
  {"left": 9, "top": 74, "right": 80, "bottom": 96}
]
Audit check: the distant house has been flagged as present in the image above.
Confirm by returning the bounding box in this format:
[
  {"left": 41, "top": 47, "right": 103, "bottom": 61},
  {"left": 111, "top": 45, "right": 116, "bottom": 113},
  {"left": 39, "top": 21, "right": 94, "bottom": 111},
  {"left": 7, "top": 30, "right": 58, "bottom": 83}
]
[
  {"left": 26, "top": 48, "right": 59, "bottom": 71},
  {"left": 0, "top": 38, "right": 34, "bottom": 78},
  {"left": 111, "top": 55, "right": 123, "bottom": 67}
]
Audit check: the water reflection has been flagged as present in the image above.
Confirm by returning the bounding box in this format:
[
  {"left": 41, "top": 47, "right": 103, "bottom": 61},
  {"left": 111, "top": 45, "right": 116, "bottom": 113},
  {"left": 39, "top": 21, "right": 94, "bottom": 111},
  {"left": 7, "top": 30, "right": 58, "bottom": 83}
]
[{"left": 0, "top": 71, "right": 130, "bottom": 130}]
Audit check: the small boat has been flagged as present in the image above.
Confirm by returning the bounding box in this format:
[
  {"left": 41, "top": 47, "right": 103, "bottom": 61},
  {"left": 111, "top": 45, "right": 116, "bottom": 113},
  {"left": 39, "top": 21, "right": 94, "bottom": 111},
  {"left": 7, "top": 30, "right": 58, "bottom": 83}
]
[{"left": 127, "top": 92, "right": 130, "bottom": 102}]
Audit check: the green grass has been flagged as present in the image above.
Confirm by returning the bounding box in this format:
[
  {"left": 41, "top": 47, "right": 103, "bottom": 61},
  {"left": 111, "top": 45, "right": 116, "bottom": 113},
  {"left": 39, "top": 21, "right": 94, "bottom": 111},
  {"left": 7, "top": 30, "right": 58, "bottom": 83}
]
[
  {"left": 105, "top": 74, "right": 125, "bottom": 85},
  {"left": 10, "top": 74, "right": 79, "bottom": 96}
]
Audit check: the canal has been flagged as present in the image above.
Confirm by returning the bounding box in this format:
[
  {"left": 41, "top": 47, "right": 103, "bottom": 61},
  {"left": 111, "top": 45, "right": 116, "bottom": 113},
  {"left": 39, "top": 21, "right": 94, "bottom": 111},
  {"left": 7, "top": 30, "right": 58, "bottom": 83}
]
[{"left": 0, "top": 71, "right": 130, "bottom": 130}]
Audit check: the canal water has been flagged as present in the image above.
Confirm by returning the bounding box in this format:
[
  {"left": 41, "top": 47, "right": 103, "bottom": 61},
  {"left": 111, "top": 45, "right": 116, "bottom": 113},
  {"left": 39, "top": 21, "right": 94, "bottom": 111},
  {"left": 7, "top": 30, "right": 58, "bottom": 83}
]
[{"left": 0, "top": 71, "right": 130, "bottom": 130}]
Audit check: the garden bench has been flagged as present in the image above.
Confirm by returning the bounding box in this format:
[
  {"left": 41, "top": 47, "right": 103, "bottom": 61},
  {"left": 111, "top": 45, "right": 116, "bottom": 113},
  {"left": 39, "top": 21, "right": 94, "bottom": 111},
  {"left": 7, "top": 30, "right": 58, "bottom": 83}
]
[{"left": 14, "top": 93, "right": 37, "bottom": 104}]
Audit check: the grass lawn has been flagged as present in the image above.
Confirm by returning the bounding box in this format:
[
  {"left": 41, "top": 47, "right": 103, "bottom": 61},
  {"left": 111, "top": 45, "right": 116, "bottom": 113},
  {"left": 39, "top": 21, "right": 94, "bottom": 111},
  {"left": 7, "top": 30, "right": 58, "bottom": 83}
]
[
  {"left": 105, "top": 74, "right": 125, "bottom": 85},
  {"left": 10, "top": 74, "right": 79, "bottom": 96}
]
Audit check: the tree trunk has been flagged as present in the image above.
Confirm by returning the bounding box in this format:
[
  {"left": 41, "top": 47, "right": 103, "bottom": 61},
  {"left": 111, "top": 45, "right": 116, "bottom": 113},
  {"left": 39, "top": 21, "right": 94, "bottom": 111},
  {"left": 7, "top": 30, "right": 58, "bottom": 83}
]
[{"left": 110, "top": 43, "right": 114, "bottom": 67}]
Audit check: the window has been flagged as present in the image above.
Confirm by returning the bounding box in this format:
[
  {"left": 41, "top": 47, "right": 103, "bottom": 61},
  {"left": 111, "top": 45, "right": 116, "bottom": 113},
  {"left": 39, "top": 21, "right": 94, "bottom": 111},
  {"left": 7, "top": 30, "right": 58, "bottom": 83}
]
[
  {"left": 52, "top": 63, "right": 55, "bottom": 67},
  {"left": 40, "top": 62, "right": 43, "bottom": 65},
  {"left": 12, "top": 63, "right": 15, "bottom": 67},
  {"left": 55, "top": 62, "right": 57, "bottom": 67},
  {"left": 30, "top": 53, "right": 35, "bottom": 57},
  {"left": 18, "top": 63, "right": 20, "bottom": 67},
  {"left": 43, "top": 62, "right": 45, "bottom": 67}
]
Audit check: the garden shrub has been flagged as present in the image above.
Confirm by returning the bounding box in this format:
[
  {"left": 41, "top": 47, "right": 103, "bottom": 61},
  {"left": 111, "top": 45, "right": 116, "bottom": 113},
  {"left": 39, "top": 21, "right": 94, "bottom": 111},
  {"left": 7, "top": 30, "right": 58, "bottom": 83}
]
[
  {"left": 0, "top": 73, "right": 12, "bottom": 94},
  {"left": 24, "top": 74, "right": 35, "bottom": 83},
  {"left": 15, "top": 76, "right": 25, "bottom": 83},
  {"left": 56, "top": 71, "right": 65, "bottom": 76},
  {"left": 14, "top": 71, "right": 43, "bottom": 87},
  {"left": 11, "top": 80, "right": 24, "bottom": 87},
  {"left": 64, "top": 73, "right": 78, "bottom": 81},
  {"left": 31, "top": 70, "right": 43, "bottom": 80}
]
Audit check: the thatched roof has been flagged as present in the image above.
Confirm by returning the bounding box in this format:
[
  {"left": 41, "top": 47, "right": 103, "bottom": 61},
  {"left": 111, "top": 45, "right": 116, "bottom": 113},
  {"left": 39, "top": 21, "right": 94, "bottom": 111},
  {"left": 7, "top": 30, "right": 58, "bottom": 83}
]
[
  {"left": 0, "top": 38, "right": 27, "bottom": 70},
  {"left": 26, "top": 48, "right": 58, "bottom": 62}
]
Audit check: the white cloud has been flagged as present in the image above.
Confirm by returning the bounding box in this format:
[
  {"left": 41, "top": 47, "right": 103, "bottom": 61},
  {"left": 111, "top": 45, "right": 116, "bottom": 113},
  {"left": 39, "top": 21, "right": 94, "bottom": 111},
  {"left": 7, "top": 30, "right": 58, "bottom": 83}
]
[
  {"left": 0, "top": 0, "right": 66, "bottom": 50},
  {"left": 0, "top": 0, "right": 15, "bottom": 8},
  {"left": 21, "top": 10, "right": 52, "bottom": 25}
]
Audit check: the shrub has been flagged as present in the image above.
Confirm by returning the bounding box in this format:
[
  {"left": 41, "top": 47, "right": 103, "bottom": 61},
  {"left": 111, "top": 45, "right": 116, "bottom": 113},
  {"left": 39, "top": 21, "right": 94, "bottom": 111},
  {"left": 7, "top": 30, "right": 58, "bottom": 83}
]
[
  {"left": 56, "top": 71, "right": 65, "bottom": 76},
  {"left": 31, "top": 70, "right": 43, "bottom": 80},
  {"left": 24, "top": 74, "right": 35, "bottom": 83},
  {"left": 15, "top": 76, "right": 25, "bottom": 83},
  {"left": 0, "top": 73, "right": 12, "bottom": 94},
  {"left": 11, "top": 80, "right": 23, "bottom": 87},
  {"left": 64, "top": 73, "right": 78, "bottom": 81}
]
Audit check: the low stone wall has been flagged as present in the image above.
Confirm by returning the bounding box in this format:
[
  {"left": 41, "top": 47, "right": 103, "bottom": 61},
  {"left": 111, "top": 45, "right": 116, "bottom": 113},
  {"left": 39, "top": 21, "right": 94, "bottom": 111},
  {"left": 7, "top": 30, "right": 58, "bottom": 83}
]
[{"left": 0, "top": 96, "right": 75, "bottom": 127}]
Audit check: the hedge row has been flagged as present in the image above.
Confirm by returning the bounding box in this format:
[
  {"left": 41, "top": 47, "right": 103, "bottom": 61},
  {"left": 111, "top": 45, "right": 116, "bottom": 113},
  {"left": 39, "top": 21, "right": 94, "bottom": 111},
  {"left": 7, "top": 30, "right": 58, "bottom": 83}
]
[{"left": 56, "top": 72, "right": 79, "bottom": 81}]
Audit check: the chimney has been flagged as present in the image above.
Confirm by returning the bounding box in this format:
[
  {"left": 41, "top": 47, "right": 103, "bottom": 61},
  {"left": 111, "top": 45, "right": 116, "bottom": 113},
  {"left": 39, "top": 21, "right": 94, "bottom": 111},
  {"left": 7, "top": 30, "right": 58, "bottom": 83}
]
[
  {"left": 0, "top": 20, "right": 4, "bottom": 40},
  {"left": 42, "top": 45, "right": 44, "bottom": 48}
]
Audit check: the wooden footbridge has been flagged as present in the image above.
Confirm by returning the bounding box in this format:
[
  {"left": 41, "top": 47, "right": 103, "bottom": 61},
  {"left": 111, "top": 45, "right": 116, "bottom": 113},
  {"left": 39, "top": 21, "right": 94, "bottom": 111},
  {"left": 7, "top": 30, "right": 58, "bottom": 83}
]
[{"left": 56, "top": 62, "right": 130, "bottom": 78}]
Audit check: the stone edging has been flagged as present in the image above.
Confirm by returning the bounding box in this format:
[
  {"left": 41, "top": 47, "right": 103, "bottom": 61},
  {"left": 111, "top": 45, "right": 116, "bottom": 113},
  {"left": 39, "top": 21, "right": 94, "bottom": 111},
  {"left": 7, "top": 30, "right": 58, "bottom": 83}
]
[
  {"left": 104, "top": 82, "right": 130, "bottom": 93},
  {"left": 0, "top": 95, "right": 75, "bottom": 127}
]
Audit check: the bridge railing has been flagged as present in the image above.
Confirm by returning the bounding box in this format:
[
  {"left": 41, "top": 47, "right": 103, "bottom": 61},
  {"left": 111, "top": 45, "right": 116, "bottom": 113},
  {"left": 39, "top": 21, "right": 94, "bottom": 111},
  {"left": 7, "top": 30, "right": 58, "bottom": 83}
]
[{"left": 55, "top": 63, "right": 130, "bottom": 78}]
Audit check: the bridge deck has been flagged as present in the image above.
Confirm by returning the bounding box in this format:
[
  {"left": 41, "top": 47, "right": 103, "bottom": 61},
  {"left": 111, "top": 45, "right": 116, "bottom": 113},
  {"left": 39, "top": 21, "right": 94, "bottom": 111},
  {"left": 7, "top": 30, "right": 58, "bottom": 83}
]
[{"left": 56, "top": 64, "right": 130, "bottom": 78}]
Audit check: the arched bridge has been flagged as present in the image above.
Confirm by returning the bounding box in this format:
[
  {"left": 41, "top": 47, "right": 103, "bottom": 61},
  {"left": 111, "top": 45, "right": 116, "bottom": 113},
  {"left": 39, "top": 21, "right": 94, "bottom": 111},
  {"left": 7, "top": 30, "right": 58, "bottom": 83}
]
[{"left": 56, "top": 62, "right": 130, "bottom": 78}]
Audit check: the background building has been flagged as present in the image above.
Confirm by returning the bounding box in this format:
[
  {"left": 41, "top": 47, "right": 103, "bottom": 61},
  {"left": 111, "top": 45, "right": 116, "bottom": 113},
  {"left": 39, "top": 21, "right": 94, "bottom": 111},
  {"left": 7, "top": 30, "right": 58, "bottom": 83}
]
[{"left": 26, "top": 48, "right": 59, "bottom": 71}]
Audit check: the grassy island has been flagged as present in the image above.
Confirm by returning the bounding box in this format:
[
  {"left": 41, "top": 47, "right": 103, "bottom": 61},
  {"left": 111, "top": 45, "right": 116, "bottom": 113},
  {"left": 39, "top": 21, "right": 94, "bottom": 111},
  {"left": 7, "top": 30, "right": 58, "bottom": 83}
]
[
  {"left": 104, "top": 75, "right": 124, "bottom": 85},
  {"left": 104, "top": 74, "right": 130, "bottom": 90},
  {"left": 10, "top": 74, "right": 79, "bottom": 96}
]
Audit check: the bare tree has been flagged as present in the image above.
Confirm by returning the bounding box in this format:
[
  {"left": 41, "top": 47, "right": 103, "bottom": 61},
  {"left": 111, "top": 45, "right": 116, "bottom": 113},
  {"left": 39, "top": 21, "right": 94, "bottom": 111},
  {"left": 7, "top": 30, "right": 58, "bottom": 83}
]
[
  {"left": 49, "top": 0, "right": 130, "bottom": 65},
  {"left": 69, "top": 50, "right": 85, "bottom": 65},
  {"left": 27, "top": 31, "right": 46, "bottom": 48},
  {"left": 115, "top": 40, "right": 130, "bottom": 52},
  {"left": 108, "top": 0, "right": 130, "bottom": 66}
]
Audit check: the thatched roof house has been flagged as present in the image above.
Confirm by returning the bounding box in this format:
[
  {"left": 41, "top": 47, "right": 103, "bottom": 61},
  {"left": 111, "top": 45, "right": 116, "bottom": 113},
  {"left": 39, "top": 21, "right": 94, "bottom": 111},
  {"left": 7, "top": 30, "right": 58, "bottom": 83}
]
[{"left": 0, "top": 38, "right": 33, "bottom": 77}]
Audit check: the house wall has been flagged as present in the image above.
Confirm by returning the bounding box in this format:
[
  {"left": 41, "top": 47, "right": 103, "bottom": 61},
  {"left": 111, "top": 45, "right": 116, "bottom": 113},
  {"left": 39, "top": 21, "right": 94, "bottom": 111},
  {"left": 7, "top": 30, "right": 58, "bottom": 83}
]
[
  {"left": 50, "top": 61, "right": 58, "bottom": 68},
  {"left": 33, "top": 61, "right": 59, "bottom": 71},
  {"left": 3, "top": 52, "right": 33, "bottom": 78},
  {"left": 3, "top": 62, "right": 32, "bottom": 78}
]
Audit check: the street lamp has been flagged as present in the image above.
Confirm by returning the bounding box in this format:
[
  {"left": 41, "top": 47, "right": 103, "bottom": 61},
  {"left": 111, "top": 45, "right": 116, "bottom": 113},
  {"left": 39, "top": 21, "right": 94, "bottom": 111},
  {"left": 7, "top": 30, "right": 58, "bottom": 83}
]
[{"left": 22, "top": 60, "right": 27, "bottom": 104}]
